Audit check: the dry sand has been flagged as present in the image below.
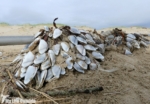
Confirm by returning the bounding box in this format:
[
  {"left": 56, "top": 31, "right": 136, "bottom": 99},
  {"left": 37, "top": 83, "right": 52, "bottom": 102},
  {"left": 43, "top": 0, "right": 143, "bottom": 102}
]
[{"left": 0, "top": 24, "right": 150, "bottom": 104}]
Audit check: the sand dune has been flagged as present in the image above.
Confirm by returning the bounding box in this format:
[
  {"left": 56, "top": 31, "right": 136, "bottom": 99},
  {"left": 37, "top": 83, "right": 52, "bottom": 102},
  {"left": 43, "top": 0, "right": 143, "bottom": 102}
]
[{"left": 0, "top": 25, "right": 150, "bottom": 104}]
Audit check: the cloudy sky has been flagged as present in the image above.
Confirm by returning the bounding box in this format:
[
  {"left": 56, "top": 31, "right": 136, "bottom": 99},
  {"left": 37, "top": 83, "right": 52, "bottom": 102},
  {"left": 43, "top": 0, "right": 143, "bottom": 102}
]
[{"left": 0, "top": 0, "right": 150, "bottom": 29}]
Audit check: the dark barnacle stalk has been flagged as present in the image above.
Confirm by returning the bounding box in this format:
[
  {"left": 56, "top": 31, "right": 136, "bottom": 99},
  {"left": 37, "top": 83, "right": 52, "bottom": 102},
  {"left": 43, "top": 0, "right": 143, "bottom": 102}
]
[{"left": 53, "top": 17, "right": 58, "bottom": 28}]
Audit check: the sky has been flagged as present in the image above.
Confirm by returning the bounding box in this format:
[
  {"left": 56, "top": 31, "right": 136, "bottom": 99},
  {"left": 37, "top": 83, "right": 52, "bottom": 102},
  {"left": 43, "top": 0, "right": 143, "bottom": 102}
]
[{"left": 0, "top": 0, "right": 150, "bottom": 29}]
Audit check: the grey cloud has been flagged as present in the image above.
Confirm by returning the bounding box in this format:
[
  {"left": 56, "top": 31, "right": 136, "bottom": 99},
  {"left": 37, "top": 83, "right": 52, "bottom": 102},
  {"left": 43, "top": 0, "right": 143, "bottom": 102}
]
[{"left": 0, "top": 0, "right": 150, "bottom": 29}]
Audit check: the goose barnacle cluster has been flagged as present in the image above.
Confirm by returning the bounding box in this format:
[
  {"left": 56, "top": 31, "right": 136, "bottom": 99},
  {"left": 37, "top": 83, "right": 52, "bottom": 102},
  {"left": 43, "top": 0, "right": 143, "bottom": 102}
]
[{"left": 12, "top": 19, "right": 150, "bottom": 90}]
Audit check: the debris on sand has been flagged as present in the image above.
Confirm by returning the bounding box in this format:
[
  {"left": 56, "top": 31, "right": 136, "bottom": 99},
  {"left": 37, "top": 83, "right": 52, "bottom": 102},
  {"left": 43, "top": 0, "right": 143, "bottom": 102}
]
[{"left": 0, "top": 52, "right": 2, "bottom": 56}]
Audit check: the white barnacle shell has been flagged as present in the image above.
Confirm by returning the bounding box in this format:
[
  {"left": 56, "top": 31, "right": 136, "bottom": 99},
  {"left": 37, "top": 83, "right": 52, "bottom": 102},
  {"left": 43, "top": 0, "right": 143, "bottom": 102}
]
[
  {"left": 70, "top": 27, "right": 80, "bottom": 34},
  {"left": 20, "top": 72, "right": 26, "bottom": 78},
  {"left": 44, "top": 26, "right": 50, "bottom": 32},
  {"left": 22, "top": 51, "right": 34, "bottom": 68},
  {"left": 12, "top": 54, "right": 23, "bottom": 63},
  {"left": 85, "top": 34, "right": 95, "bottom": 42},
  {"left": 76, "top": 53, "right": 85, "bottom": 60},
  {"left": 16, "top": 60, "right": 22, "bottom": 69},
  {"left": 66, "top": 57, "right": 73, "bottom": 69},
  {"left": 22, "top": 45, "right": 29, "bottom": 52},
  {"left": 61, "top": 51, "right": 70, "bottom": 59},
  {"left": 77, "top": 60, "right": 87, "bottom": 70},
  {"left": 69, "top": 43, "right": 75, "bottom": 49},
  {"left": 77, "top": 36, "right": 87, "bottom": 44},
  {"left": 92, "top": 51, "right": 104, "bottom": 61},
  {"left": 126, "top": 34, "right": 136, "bottom": 42},
  {"left": 36, "top": 71, "right": 40, "bottom": 86},
  {"left": 48, "top": 50, "right": 55, "bottom": 66},
  {"left": 140, "top": 41, "right": 148, "bottom": 47},
  {"left": 85, "top": 56, "right": 91, "bottom": 64},
  {"left": 24, "top": 66, "right": 38, "bottom": 84},
  {"left": 34, "top": 31, "right": 43, "bottom": 38},
  {"left": 17, "top": 68, "right": 27, "bottom": 78},
  {"left": 97, "top": 44, "right": 105, "bottom": 54},
  {"left": 15, "top": 70, "right": 20, "bottom": 77},
  {"left": 52, "top": 65, "right": 61, "bottom": 78},
  {"left": 41, "top": 58, "right": 51, "bottom": 70},
  {"left": 34, "top": 53, "right": 47, "bottom": 65},
  {"left": 95, "top": 59, "right": 101, "bottom": 69},
  {"left": 125, "top": 49, "right": 132, "bottom": 55},
  {"left": 76, "top": 45, "right": 86, "bottom": 56},
  {"left": 53, "top": 29, "right": 62, "bottom": 39},
  {"left": 61, "top": 42, "right": 70, "bottom": 52},
  {"left": 21, "top": 67, "right": 26, "bottom": 73},
  {"left": 73, "top": 62, "right": 85, "bottom": 73},
  {"left": 90, "top": 63, "right": 97, "bottom": 70},
  {"left": 16, "top": 80, "right": 27, "bottom": 90},
  {"left": 68, "top": 35, "right": 78, "bottom": 45},
  {"left": 131, "top": 40, "right": 140, "bottom": 49},
  {"left": 45, "top": 68, "right": 53, "bottom": 82},
  {"left": 79, "top": 34, "right": 86, "bottom": 39},
  {"left": 126, "top": 42, "right": 132, "bottom": 48},
  {"left": 39, "top": 39, "right": 48, "bottom": 54},
  {"left": 79, "top": 29, "right": 89, "bottom": 34},
  {"left": 86, "top": 39, "right": 96, "bottom": 45},
  {"left": 84, "top": 45, "right": 97, "bottom": 51},
  {"left": 85, "top": 34, "right": 93, "bottom": 40},
  {"left": 106, "top": 35, "right": 114, "bottom": 39},
  {"left": 52, "top": 44, "right": 61, "bottom": 55},
  {"left": 38, "top": 70, "right": 47, "bottom": 88},
  {"left": 61, "top": 68, "right": 66, "bottom": 75}
]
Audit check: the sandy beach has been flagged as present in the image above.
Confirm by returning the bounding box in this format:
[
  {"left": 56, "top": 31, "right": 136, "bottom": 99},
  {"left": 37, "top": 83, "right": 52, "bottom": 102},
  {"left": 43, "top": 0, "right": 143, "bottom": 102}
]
[{"left": 0, "top": 24, "right": 150, "bottom": 104}]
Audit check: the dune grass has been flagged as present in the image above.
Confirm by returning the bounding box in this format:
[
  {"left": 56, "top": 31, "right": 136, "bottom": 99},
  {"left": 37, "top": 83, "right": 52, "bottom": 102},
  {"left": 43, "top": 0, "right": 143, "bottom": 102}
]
[
  {"left": 0, "top": 22, "right": 148, "bottom": 30},
  {"left": 0, "top": 22, "right": 65, "bottom": 27},
  {"left": 0, "top": 22, "right": 10, "bottom": 26}
]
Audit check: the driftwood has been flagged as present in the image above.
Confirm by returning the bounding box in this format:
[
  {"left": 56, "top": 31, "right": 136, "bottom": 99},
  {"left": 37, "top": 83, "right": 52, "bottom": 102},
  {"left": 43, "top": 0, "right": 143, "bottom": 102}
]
[
  {"left": 2, "top": 65, "right": 103, "bottom": 104},
  {"left": 29, "top": 87, "right": 58, "bottom": 104},
  {"left": 8, "top": 87, "right": 58, "bottom": 104},
  {"left": 9, "top": 86, "right": 103, "bottom": 98},
  {"left": 6, "top": 69, "right": 24, "bottom": 98},
  {"left": 46, "top": 86, "right": 103, "bottom": 96}
]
